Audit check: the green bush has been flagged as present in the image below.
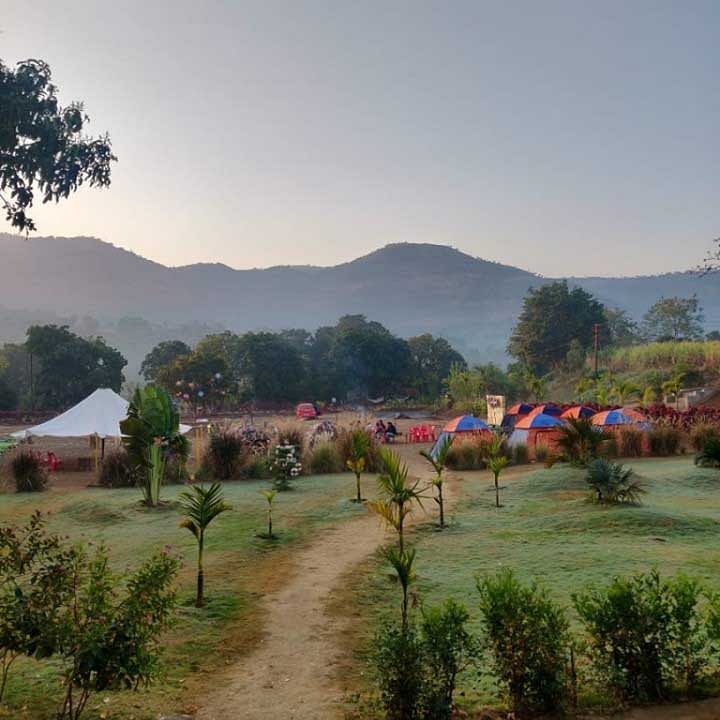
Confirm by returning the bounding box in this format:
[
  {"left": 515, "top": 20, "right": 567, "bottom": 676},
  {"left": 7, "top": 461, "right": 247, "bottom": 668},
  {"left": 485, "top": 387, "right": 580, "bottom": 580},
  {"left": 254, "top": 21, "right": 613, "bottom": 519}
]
[
  {"left": 202, "top": 430, "right": 248, "bottom": 480},
  {"left": 535, "top": 444, "right": 549, "bottom": 463},
  {"left": 695, "top": 437, "right": 720, "bottom": 468},
  {"left": 477, "top": 568, "right": 569, "bottom": 717},
  {"left": 11, "top": 450, "right": 48, "bottom": 492},
  {"left": 586, "top": 458, "right": 644, "bottom": 504},
  {"left": 511, "top": 443, "right": 529, "bottom": 465},
  {"left": 337, "top": 428, "right": 382, "bottom": 473},
  {"left": 278, "top": 425, "right": 305, "bottom": 455},
  {"left": 243, "top": 456, "right": 272, "bottom": 479},
  {"left": 445, "top": 439, "right": 485, "bottom": 471},
  {"left": 98, "top": 449, "right": 136, "bottom": 488},
  {"left": 420, "top": 599, "right": 479, "bottom": 719},
  {"left": 648, "top": 426, "right": 682, "bottom": 456},
  {"left": 618, "top": 427, "right": 644, "bottom": 457},
  {"left": 163, "top": 455, "right": 189, "bottom": 485},
  {"left": 690, "top": 423, "right": 720, "bottom": 452},
  {"left": 307, "top": 441, "right": 343, "bottom": 474},
  {"left": 372, "top": 621, "right": 426, "bottom": 720},
  {"left": 574, "top": 570, "right": 707, "bottom": 701}
]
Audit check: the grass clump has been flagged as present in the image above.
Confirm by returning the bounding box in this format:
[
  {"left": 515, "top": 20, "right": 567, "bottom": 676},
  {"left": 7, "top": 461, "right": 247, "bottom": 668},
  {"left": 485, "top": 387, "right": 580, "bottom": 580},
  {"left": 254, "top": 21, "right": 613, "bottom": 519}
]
[
  {"left": 99, "top": 449, "right": 137, "bottom": 488},
  {"left": 11, "top": 450, "right": 48, "bottom": 492},
  {"left": 306, "top": 441, "right": 343, "bottom": 474},
  {"left": 619, "top": 427, "right": 644, "bottom": 457},
  {"left": 648, "top": 426, "right": 682, "bottom": 456}
]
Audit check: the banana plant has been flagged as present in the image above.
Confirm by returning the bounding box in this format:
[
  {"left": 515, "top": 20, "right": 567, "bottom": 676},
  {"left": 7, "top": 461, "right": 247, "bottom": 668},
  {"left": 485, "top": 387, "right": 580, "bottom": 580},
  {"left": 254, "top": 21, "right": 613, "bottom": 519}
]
[
  {"left": 420, "top": 435, "right": 453, "bottom": 528},
  {"left": 120, "top": 386, "right": 182, "bottom": 507}
]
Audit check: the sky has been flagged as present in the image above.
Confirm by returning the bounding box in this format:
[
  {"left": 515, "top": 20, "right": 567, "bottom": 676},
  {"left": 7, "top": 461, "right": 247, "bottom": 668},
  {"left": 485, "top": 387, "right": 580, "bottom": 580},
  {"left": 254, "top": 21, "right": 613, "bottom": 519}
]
[{"left": 2, "top": 0, "right": 718, "bottom": 276}]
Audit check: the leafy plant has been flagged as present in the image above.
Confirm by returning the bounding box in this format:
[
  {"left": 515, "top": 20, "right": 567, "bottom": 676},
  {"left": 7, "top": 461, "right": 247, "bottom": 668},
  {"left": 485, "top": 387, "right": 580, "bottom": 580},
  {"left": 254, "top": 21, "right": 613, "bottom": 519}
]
[
  {"left": 420, "top": 599, "right": 479, "bottom": 720},
  {"left": 556, "top": 417, "right": 604, "bottom": 466},
  {"left": 695, "top": 437, "right": 720, "bottom": 468},
  {"left": 260, "top": 488, "right": 278, "bottom": 539},
  {"left": 178, "top": 482, "right": 232, "bottom": 607},
  {"left": 618, "top": 427, "right": 644, "bottom": 457},
  {"left": 368, "top": 449, "right": 425, "bottom": 552},
  {"left": 269, "top": 443, "right": 302, "bottom": 490},
  {"left": 420, "top": 435, "right": 452, "bottom": 528},
  {"left": 511, "top": 443, "right": 529, "bottom": 465},
  {"left": 648, "top": 425, "right": 682, "bottom": 456},
  {"left": 586, "top": 458, "right": 644, "bottom": 504},
  {"left": 120, "top": 386, "right": 183, "bottom": 506},
  {"left": 574, "top": 570, "right": 707, "bottom": 702},
  {"left": 202, "top": 429, "right": 247, "bottom": 481},
  {"left": 690, "top": 423, "right": 720, "bottom": 452},
  {"left": 10, "top": 450, "right": 48, "bottom": 492},
  {"left": 477, "top": 568, "right": 569, "bottom": 717},
  {"left": 384, "top": 546, "right": 417, "bottom": 630},
  {"left": 444, "top": 439, "right": 485, "bottom": 471},
  {"left": 485, "top": 445, "right": 509, "bottom": 509},
  {"left": 346, "top": 428, "right": 371, "bottom": 502},
  {"left": 98, "top": 449, "right": 136, "bottom": 488},
  {"left": 307, "top": 440, "right": 343, "bottom": 474}
]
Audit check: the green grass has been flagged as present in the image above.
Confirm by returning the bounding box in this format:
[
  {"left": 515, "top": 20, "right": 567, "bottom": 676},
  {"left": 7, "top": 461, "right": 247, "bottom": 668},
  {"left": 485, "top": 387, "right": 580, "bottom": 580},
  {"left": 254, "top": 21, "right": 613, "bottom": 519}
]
[
  {"left": 342, "top": 458, "right": 720, "bottom": 713},
  {"left": 607, "top": 340, "right": 720, "bottom": 374},
  {"left": 0, "top": 474, "right": 367, "bottom": 720}
]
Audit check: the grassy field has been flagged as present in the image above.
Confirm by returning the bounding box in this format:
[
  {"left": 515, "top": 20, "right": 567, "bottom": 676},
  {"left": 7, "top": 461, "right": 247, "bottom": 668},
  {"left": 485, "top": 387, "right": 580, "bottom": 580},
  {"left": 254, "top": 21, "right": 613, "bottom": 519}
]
[
  {"left": 337, "top": 457, "right": 720, "bottom": 714},
  {"left": 0, "top": 474, "right": 367, "bottom": 720}
]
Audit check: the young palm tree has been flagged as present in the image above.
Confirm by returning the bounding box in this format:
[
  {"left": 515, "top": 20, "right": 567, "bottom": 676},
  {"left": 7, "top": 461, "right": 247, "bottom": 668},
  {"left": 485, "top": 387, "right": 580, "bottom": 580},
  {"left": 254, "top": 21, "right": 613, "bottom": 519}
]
[
  {"left": 483, "top": 434, "right": 508, "bottom": 508},
  {"left": 556, "top": 417, "right": 604, "bottom": 465},
  {"left": 179, "top": 482, "right": 232, "bottom": 607},
  {"left": 611, "top": 379, "right": 639, "bottom": 406},
  {"left": 662, "top": 370, "right": 686, "bottom": 409},
  {"left": 368, "top": 448, "right": 425, "bottom": 551},
  {"left": 260, "top": 488, "right": 278, "bottom": 538},
  {"left": 346, "top": 429, "right": 371, "bottom": 502},
  {"left": 420, "top": 435, "right": 452, "bottom": 528},
  {"left": 383, "top": 545, "right": 416, "bottom": 630}
]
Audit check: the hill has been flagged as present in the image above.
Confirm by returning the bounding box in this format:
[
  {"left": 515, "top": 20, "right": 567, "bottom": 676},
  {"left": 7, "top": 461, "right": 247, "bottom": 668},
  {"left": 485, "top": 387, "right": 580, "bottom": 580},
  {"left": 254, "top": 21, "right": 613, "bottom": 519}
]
[{"left": 0, "top": 234, "right": 718, "bottom": 375}]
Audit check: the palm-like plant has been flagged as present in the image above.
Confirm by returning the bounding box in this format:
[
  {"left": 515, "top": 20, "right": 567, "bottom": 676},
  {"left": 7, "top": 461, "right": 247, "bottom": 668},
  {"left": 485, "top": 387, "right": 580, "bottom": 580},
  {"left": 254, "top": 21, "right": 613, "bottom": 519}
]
[
  {"left": 260, "top": 488, "right": 277, "bottom": 538},
  {"left": 586, "top": 458, "right": 644, "bottom": 504},
  {"left": 662, "top": 370, "right": 686, "bottom": 409},
  {"left": 346, "top": 429, "right": 371, "bottom": 502},
  {"left": 611, "top": 379, "right": 639, "bottom": 406},
  {"left": 420, "top": 435, "right": 452, "bottom": 528},
  {"left": 368, "top": 448, "right": 425, "bottom": 551},
  {"left": 695, "top": 438, "right": 720, "bottom": 468},
  {"left": 383, "top": 545, "right": 416, "bottom": 630},
  {"left": 483, "top": 435, "right": 508, "bottom": 508},
  {"left": 556, "top": 417, "right": 604, "bottom": 466},
  {"left": 179, "top": 482, "right": 232, "bottom": 607},
  {"left": 120, "top": 386, "right": 182, "bottom": 507}
]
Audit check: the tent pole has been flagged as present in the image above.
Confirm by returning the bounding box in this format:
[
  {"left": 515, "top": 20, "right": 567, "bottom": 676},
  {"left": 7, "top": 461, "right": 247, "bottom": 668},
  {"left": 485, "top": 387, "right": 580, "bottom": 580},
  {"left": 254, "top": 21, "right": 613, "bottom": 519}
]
[{"left": 101, "top": 437, "right": 105, "bottom": 460}]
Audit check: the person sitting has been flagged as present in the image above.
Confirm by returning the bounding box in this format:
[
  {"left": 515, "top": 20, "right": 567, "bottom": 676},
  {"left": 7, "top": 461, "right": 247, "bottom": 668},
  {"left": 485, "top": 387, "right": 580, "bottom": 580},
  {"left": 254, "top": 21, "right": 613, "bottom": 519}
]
[
  {"left": 385, "top": 421, "right": 400, "bottom": 442},
  {"left": 374, "top": 419, "right": 387, "bottom": 440}
]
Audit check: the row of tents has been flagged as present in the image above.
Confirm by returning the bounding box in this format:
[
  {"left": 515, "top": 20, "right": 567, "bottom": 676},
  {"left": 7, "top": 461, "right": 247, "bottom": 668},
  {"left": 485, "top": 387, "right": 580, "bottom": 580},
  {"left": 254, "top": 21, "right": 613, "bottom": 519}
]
[{"left": 432, "top": 403, "right": 650, "bottom": 459}]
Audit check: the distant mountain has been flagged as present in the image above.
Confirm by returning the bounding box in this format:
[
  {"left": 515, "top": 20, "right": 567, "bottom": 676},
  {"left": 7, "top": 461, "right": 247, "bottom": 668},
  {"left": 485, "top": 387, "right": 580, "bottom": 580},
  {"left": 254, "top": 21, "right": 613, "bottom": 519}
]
[{"left": 0, "top": 234, "right": 717, "bottom": 372}]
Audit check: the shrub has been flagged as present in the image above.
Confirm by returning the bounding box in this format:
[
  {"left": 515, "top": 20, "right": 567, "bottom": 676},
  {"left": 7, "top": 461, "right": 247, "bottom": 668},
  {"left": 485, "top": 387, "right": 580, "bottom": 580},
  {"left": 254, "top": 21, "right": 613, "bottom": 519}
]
[
  {"left": 278, "top": 425, "right": 305, "bottom": 455},
  {"left": 534, "top": 444, "right": 549, "bottom": 463},
  {"left": 420, "top": 599, "right": 479, "bottom": 719},
  {"left": 695, "top": 437, "right": 720, "bottom": 468},
  {"left": 556, "top": 417, "right": 604, "bottom": 465},
  {"left": 270, "top": 443, "right": 302, "bottom": 490},
  {"left": 511, "top": 443, "right": 529, "bottom": 465},
  {"left": 619, "top": 427, "right": 644, "bottom": 457},
  {"left": 98, "top": 449, "right": 136, "bottom": 488},
  {"left": 337, "top": 427, "right": 382, "bottom": 473},
  {"left": 690, "top": 423, "right": 720, "bottom": 452},
  {"left": 11, "top": 451, "right": 48, "bottom": 492},
  {"left": 372, "top": 620, "right": 426, "bottom": 720},
  {"left": 648, "top": 426, "right": 682, "bottom": 456},
  {"left": 586, "top": 458, "right": 644, "bottom": 504},
  {"left": 477, "top": 568, "right": 569, "bottom": 717},
  {"left": 307, "top": 441, "right": 343, "bottom": 474},
  {"left": 574, "top": 570, "right": 707, "bottom": 701},
  {"left": 202, "top": 430, "right": 247, "bottom": 480},
  {"left": 243, "top": 456, "right": 272, "bottom": 479},
  {"left": 445, "top": 439, "right": 485, "bottom": 471},
  {"left": 164, "top": 455, "right": 189, "bottom": 484}
]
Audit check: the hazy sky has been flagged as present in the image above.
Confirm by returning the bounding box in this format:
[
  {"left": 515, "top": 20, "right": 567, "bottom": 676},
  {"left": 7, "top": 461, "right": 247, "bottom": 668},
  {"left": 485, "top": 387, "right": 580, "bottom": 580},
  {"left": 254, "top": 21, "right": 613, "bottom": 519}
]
[{"left": 2, "top": 1, "right": 718, "bottom": 276}]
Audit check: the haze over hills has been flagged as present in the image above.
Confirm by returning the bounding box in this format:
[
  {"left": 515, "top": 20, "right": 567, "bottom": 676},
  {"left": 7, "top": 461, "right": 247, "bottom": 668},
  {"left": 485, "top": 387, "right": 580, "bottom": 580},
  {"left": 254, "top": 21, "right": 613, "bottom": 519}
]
[{"left": 1, "top": 233, "right": 718, "bottom": 377}]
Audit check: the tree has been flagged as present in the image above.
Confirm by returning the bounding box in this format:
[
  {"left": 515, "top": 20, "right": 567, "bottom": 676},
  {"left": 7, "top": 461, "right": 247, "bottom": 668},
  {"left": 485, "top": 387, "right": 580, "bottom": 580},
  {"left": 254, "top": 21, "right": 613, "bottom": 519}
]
[
  {"left": 383, "top": 546, "right": 417, "bottom": 631},
  {"left": 604, "top": 307, "right": 640, "bottom": 347},
  {"left": 420, "top": 435, "right": 452, "bottom": 528},
  {"left": 483, "top": 435, "right": 509, "bottom": 508},
  {"left": 140, "top": 340, "right": 191, "bottom": 382},
  {"left": 120, "top": 386, "right": 183, "bottom": 507},
  {"left": 179, "top": 482, "right": 231, "bottom": 607},
  {"left": 346, "top": 429, "right": 371, "bottom": 502},
  {"left": 642, "top": 296, "right": 704, "bottom": 341},
  {"left": 25, "top": 325, "right": 126, "bottom": 409},
  {"left": 368, "top": 449, "right": 425, "bottom": 552},
  {"left": 611, "top": 379, "right": 639, "bottom": 406},
  {"left": 507, "top": 281, "right": 606, "bottom": 374},
  {"left": 0, "top": 59, "right": 115, "bottom": 232},
  {"left": 407, "top": 334, "right": 465, "bottom": 398}
]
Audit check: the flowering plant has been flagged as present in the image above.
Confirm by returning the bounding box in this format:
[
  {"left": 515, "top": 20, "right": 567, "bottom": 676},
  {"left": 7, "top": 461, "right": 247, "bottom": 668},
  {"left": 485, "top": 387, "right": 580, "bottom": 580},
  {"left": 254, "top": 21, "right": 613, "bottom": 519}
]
[{"left": 270, "top": 443, "right": 302, "bottom": 490}]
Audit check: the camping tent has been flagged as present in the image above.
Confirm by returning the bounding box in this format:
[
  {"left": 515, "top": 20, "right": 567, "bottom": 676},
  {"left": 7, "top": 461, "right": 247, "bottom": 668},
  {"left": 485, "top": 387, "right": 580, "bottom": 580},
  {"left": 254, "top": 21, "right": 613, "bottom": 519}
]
[
  {"left": 501, "top": 403, "right": 535, "bottom": 430},
  {"left": 13, "top": 388, "right": 192, "bottom": 441},
  {"left": 507, "top": 412, "right": 565, "bottom": 459},
  {"left": 561, "top": 405, "right": 596, "bottom": 420},
  {"left": 527, "top": 403, "right": 562, "bottom": 417},
  {"left": 430, "top": 415, "right": 491, "bottom": 458},
  {"left": 591, "top": 410, "right": 646, "bottom": 428}
]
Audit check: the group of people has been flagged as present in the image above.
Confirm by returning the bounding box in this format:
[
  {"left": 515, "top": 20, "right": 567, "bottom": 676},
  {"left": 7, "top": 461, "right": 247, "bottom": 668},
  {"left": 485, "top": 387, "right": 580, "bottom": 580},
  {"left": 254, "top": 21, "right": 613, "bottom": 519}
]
[{"left": 371, "top": 419, "right": 400, "bottom": 443}]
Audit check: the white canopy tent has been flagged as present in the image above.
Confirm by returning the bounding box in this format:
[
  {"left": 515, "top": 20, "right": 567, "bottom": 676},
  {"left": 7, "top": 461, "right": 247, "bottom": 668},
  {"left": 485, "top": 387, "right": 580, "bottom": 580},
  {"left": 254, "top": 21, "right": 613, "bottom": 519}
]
[{"left": 12, "top": 388, "right": 191, "bottom": 440}]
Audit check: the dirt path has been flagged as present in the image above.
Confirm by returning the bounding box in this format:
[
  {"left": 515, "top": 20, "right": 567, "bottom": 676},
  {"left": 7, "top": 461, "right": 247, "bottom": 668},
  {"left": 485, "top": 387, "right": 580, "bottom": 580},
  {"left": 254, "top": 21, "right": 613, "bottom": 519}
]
[{"left": 196, "top": 445, "right": 459, "bottom": 720}]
